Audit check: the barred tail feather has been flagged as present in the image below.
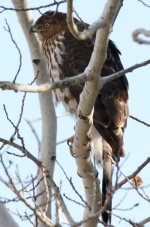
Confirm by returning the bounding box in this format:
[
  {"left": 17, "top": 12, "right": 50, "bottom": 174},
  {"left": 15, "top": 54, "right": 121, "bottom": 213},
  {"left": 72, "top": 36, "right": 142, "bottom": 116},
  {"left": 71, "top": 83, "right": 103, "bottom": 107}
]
[{"left": 102, "top": 141, "right": 112, "bottom": 225}]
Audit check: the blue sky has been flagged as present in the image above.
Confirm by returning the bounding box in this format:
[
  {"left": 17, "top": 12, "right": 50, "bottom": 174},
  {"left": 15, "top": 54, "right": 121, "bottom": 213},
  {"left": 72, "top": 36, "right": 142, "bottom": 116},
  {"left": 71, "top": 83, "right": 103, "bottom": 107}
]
[{"left": 0, "top": 0, "right": 150, "bottom": 226}]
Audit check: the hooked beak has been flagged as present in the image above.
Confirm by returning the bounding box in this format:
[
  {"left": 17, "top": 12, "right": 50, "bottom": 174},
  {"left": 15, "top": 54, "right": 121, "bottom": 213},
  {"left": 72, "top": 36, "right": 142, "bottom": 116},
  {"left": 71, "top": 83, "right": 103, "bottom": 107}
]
[{"left": 30, "top": 25, "right": 37, "bottom": 34}]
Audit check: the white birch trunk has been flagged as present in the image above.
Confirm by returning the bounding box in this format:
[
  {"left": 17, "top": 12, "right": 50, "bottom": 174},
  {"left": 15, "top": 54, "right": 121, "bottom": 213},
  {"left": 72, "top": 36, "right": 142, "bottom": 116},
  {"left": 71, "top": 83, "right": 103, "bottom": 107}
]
[{"left": 11, "top": 1, "right": 57, "bottom": 226}]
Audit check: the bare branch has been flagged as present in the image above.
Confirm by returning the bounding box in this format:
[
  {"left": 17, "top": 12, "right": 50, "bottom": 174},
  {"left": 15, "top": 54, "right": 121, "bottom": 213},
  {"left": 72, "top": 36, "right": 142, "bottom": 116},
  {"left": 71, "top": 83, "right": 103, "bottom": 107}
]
[
  {"left": 56, "top": 138, "right": 68, "bottom": 146},
  {"left": 130, "top": 115, "right": 150, "bottom": 127},
  {"left": 66, "top": 0, "right": 106, "bottom": 40},
  {"left": 63, "top": 194, "right": 85, "bottom": 208},
  {"left": 4, "top": 19, "right": 22, "bottom": 82},
  {"left": 0, "top": 137, "right": 76, "bottom": 225},
  {"left": 0, "top": 71, "right": 88, "bottom": 92},
  {"left": 56, "top": 160, "right": 89, "bottom": 208},
  {"left": 45, "top": 172, "right": 76, "bottom": 225},
  {"left": 132, "top": 28, "right": 150, "bottom": 44},
  {"left": 137, "top": 216, "right": 150, "bottom": 226},
  {"left": 137, "top": 0, "right": 150, "bottom": 8},
  {"left": 0, "top": 1, "right": 66, "bottom": 13},
  {"left": 66, "top": 0, "right": 124, "bottom": 40},
  {"left": 114, "top": 157, "right": 150, "bottom": 190},
  {"left": 112, "top": 0, "right": 124, "bottom": 26},
  {"left": 112, "top": 212, "right": 139, "bottom": 227},
  {"left": 0, "top": 153, "right": 55, "bottom": 227},
  {"left": 100, "top": 59, "right": 150, "bottom": 87},
  {"left": 1, "top": 58, "right": 150, "bottom": 93},
  {"left": 26, "top": 119, "right": 41, "bottom": 154},
  {"left": 0, "top": 137, "right": 41, "bottom": 166},
  {"left": 3, "top": 100, "right": 26, "bottom": 149}
]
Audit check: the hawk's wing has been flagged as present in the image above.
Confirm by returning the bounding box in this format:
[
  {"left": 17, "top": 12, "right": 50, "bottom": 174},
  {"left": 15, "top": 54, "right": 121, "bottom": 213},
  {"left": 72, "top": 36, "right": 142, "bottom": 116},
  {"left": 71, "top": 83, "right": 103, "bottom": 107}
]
[
  {"left": 61, "top": 33, "right": 128, "bottom": 158},
  {"left": 61, "top": 30, "right": 94, "bottom": 103},
  {"left": 94, "top": 41, "right": 129, "bottom": 158}
]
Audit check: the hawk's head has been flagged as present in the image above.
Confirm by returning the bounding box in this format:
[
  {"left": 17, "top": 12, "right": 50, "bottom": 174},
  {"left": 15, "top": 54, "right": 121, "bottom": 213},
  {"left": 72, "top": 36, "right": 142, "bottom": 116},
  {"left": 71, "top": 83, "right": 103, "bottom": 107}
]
[{"left": 30, "top": 11, "right": 68, "bottom": 41}]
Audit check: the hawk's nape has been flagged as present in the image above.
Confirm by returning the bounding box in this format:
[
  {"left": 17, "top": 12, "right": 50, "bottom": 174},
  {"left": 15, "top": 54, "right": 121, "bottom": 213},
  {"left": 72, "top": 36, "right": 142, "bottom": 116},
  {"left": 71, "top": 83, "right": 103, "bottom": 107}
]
[{"left": 30, "top": 11, "right": 129, "bottom": 225}]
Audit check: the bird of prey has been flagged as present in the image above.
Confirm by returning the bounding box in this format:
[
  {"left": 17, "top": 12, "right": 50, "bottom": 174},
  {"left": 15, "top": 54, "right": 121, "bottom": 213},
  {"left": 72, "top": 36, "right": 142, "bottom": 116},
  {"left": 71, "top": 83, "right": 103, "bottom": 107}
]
[{"left": 30, "top": 11, "right": 129, "bottom": 225}]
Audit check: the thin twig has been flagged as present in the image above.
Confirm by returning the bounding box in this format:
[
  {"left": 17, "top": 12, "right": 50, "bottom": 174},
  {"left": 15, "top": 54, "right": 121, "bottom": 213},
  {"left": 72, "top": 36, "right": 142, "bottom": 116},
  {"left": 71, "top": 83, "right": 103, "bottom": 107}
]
[
  {"left": 137, "top": 0, "right": 150, "bottom": 8},
  {"left": 63, "top": 194, "right": 85, "bottom": 207},
  {"left": 115, "top": 203, "right": 139, "bottom": 212},
  {"left": 0, "top": 137, "right": 75, "bottom": 225},
  {"left": 114, "top": 157, "right": 150, "bottom": 190},
  {"left": 0, "top": 153, "right": 55, "bottom": 227},
  {"left": 101, "top": 59, "right": 150, "bottom": 86},
  {"left": 130, "top": 115, "right": 150, "bottom": 127},
  {"left": 0, "top": 137, "right": 41, "bottom": 166},
  {"left": 0, "top": 1, "right": 66, "bottom": 13},
  {"left": 3, "top": 92, "right": 26, "bottom": 149},
  {"left": 4, "top": 19, "right": 22, "bottom": 82},
  {"left": 56, "top": 160, "right": 89, "bottom": 208},
  {"left": 56, "top": 138, "right": 68, "bottom": 146},
  {"left": 112, "top": 212, "right": 138, "bottom": 227},
  {"left": 113, "top": 189, "right": 131, "bottom": 210},
  {"left": 26, "top": 119, "right": 41, "bottom": 154}
]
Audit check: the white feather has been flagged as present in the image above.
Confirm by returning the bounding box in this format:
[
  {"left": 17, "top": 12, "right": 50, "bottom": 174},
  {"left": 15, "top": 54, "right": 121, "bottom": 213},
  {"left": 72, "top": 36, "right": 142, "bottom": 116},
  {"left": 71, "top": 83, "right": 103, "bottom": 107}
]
[{"left": 89, "top": 125, "right": 103, "bottom": 166}]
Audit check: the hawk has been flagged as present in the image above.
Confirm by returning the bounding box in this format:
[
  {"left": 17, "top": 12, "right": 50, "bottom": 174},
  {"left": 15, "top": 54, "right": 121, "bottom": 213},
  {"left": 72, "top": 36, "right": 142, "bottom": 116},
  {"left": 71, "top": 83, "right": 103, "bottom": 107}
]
[{"left": 30, "top": 11, "right": 129, "bottom": 225}]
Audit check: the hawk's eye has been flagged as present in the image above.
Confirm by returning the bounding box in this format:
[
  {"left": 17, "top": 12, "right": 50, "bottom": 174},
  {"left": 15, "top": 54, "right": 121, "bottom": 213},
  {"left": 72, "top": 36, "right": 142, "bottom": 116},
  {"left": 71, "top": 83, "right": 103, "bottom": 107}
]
[{"left": 44, "top": 23, "right": 49, "bottom": 28}]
